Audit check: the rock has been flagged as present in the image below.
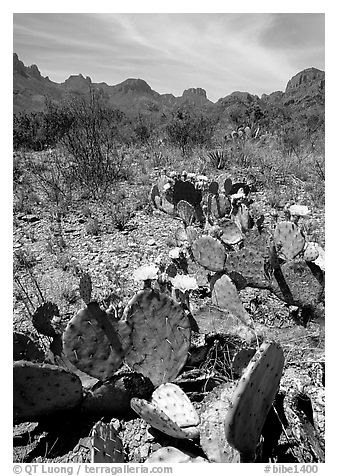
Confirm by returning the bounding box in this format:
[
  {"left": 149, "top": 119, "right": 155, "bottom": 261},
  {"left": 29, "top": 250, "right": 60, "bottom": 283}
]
[{"left": 19, "top": 214, "right": 40, "bottom": 223}]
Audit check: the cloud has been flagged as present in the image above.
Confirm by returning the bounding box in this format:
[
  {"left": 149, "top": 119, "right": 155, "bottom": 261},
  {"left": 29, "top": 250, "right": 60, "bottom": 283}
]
[{"left": 13, "top": 13, "right": 325, "bottom": 102}]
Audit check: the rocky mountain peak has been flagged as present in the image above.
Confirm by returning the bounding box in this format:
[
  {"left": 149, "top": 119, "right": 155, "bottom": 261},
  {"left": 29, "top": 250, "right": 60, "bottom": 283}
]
[
  {"left": 116, "top": 78, "right": 154, "bottom": 95},
  {"left": 285, "top": 68, "right": 325, "bottom": 93},
  {"left": 182, "top": 87, "right": 207, "bottom": 99},
  {"left": 62, "top": 74, "right": 92, "bottom": 90}
]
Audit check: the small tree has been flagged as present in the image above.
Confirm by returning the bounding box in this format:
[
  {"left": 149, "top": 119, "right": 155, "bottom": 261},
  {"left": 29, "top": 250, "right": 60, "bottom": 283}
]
[
  {"left": 166, "top": 108, "right": 214, "bottom": 155},
  {"left": 134, "top": 114, "right": 152, "bottom": 144},
  {"left": 60, "top": 88, "right": 129, "bottom": 198}
]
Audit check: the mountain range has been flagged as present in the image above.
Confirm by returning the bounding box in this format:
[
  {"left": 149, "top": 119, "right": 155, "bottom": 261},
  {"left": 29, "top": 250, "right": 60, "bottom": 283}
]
[{"left": 13, "top": 53, "right": 325, "bottom": 119}]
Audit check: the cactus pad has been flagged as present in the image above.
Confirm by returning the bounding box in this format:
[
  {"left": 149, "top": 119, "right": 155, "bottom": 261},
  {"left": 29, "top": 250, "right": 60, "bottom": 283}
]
[
  {"left": 14, "top": 361, "right": 82, "bottom": 421},
  {"left": 272, "top": 260, "right": 324, "bottom": 308},
  {"left": 122, "top": 289, "right": 190, "bottom": 386},
  {"left": 32, "top": 302, "right": 60, "bottom": 337},
  {"left": 130, "top": 397, "right": 190, "bottom": 439},
  {"left": 79, "top": 273, "right": 92, "bottom": 304},
  {"left": 193, "top": 304, "right": 255, "bottom": 342},
  {"left": 233, "top": 203, "right": 253, "bottom": 233},
  {"left": 200, "top": 382, "right": 240, "bottom": 463},
  {"left": 186, "top": 226, "right": 200, "bottom": 245},
  {"left": 211, "top": 193, "right": 231, "bottom": 218},
  {"left": 63, "top": 302, "right": 126, "bottom": 381},
  {"left": 177, "top": 200, "right": 195, "bottom": 226},
  {"left": 91, "top": 421, "right": 124, "bottom": 463},
  {"left": 173, "top": 180, "right": 202, "bottom": 207},
  {"left": 211, "top": 274, "right": 250, "bottom": 325},
  {"left": 224, "top": 178, "right": 233, "bottom": 195},
  {"left": 209, "top": 181, "right": 219, "bottom": 195},
  {"left": 149, "top": 184, "right": 161, "bottom": 209},
  {"left": 232, "top": 348, "right": 256, "bottom": 375},
  {"left": 226, "top": 247, "right": 270, "bottom": 288},
  {"left": 224, "top": 341, "right": 285, "bottom": 461},
  {"left": 191, "top": 236, "right": 227, "bottom": 272},
  {"left": 151, "top": 383, "right": 199, "bottom": 428},
  {"left": 273, "top": 221, "right": 305, "bottom": 260},
  {"left": 160, "top": 196, "right": 175, "bottom": 215},
  {"left": 218, "top": 220, "right": 243, "bottom": 245},
  {"left": 131, "top": 384, "right": 199, "bottom": 439},
  {"left": 304, "top": 242, "right": 320, "bottom": 262}
]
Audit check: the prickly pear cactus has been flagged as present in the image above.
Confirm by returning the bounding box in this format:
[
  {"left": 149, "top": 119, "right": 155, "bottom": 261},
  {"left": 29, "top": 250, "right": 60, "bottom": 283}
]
[
  {"left": 232, "top": 348, "right": 256, "bottom": 375},
  {"left": 225, "top": 247, "right": 271, "bottom": 289},
  {"left": 177, "top": 200, "right": 195, "bottom": 226},
  {"left": 272, "top": 260, "right": 324, "bottom": 309},
  {"left": 186, "top": 225, "right": 201, "bottom": 245},
  {"left": 191, "top": 235, "right": 227, "bottom": 272},
  {"left": 130, "top": 384, "right": 199, "bottom": 439},
  {"left": 14, "top": 361, "right": 82, "bottom": 422},
  {"left": 149, "top": 184, "right": 161, "bottom": 209},
  {"left": 13, "top": 332, "right": 44, "bottom": 362},
  {"left": 32, "top": 302, "right": 60, "bottom": 337},
  {"left": 209, "top": 225, "right": 223, "bottom": 240},
  {"left": 81, "top": 372, "right": 154, "bottom": 416},
  {"left": 224, "top": 178, "right": 233, "bottom": 195},
  {"left": 208, "top": 181, "right": 219, "bottom": 195},
  {"left": 146, "top": 447, "right": 208, "bottom": 463},
  {"left": 193, "top": 304, "right": 255, "bottom": 343},
  {"left": 303, "top": 242, "right": 320, "bottom": 262},
  {"left": 224, "top": 341, "right": 285, "bottom": 462},
  {"left": 91, "top": 421, "right": 124, "bottom": 463},
  {"left": 244, "top": 228, "right": 270, "bottom": 257},
  {"left": 211, "top": 193, "right": 231, "bottom": 219},
  {"left": 151, "top": 383, "right": 199, "bottom": 429},
  {"left": 130, "top": 397, "right": 192, "bottom": 439},
  {"left": 122, "top": 289, "right": 190, "bottom": 386},
  {"left": 211, "top": 274, "right": 250, "bottom": 325},
  {"left": 233, "top": 203, "right": 253, "bottom": 233},
  {"left": 63, "top": 302, "right": 127, "bottom": 381},
  {"left": 200, "top": 381, "right": 240, "bottom": 463},
  {"left": 160, "top": 196, "right": 175, "bottom": 215},
  {"left": 273, "top": 221, "right": 305, "bottom": 260},
  {"left": 173, "top": 180, "right": 202, "bottom": 207},
  {"left": 218, "top": 220, "right": 243, "bottom": 245},
  {"left": 79, "top": 273, "right": 92, "bottom": 304}
]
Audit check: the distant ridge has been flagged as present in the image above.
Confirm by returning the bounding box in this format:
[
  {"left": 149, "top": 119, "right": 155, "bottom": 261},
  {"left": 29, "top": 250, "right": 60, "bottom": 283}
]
[{"left": 13, "top": 53, "right": 324, "bottom": 118}]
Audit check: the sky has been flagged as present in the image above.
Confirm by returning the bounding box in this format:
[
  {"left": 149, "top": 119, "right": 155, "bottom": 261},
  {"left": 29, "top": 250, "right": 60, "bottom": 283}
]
[{"left": 13, "top": 13, "right": 324, "bottom": 102}]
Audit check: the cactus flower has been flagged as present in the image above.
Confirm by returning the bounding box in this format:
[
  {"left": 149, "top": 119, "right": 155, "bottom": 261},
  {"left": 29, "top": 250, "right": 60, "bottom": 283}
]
[
  {"left": 133, "top": 264, "right": 159, "bottom": 282},
  {"left": 169, "top": 247, "right": 182, "bottom": 260},
  {"left": 170, "top": 275, "right": 198, "bottom": 293},
  {"left": 289, "top": 204, "right": 310, "bottom": 217}
]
